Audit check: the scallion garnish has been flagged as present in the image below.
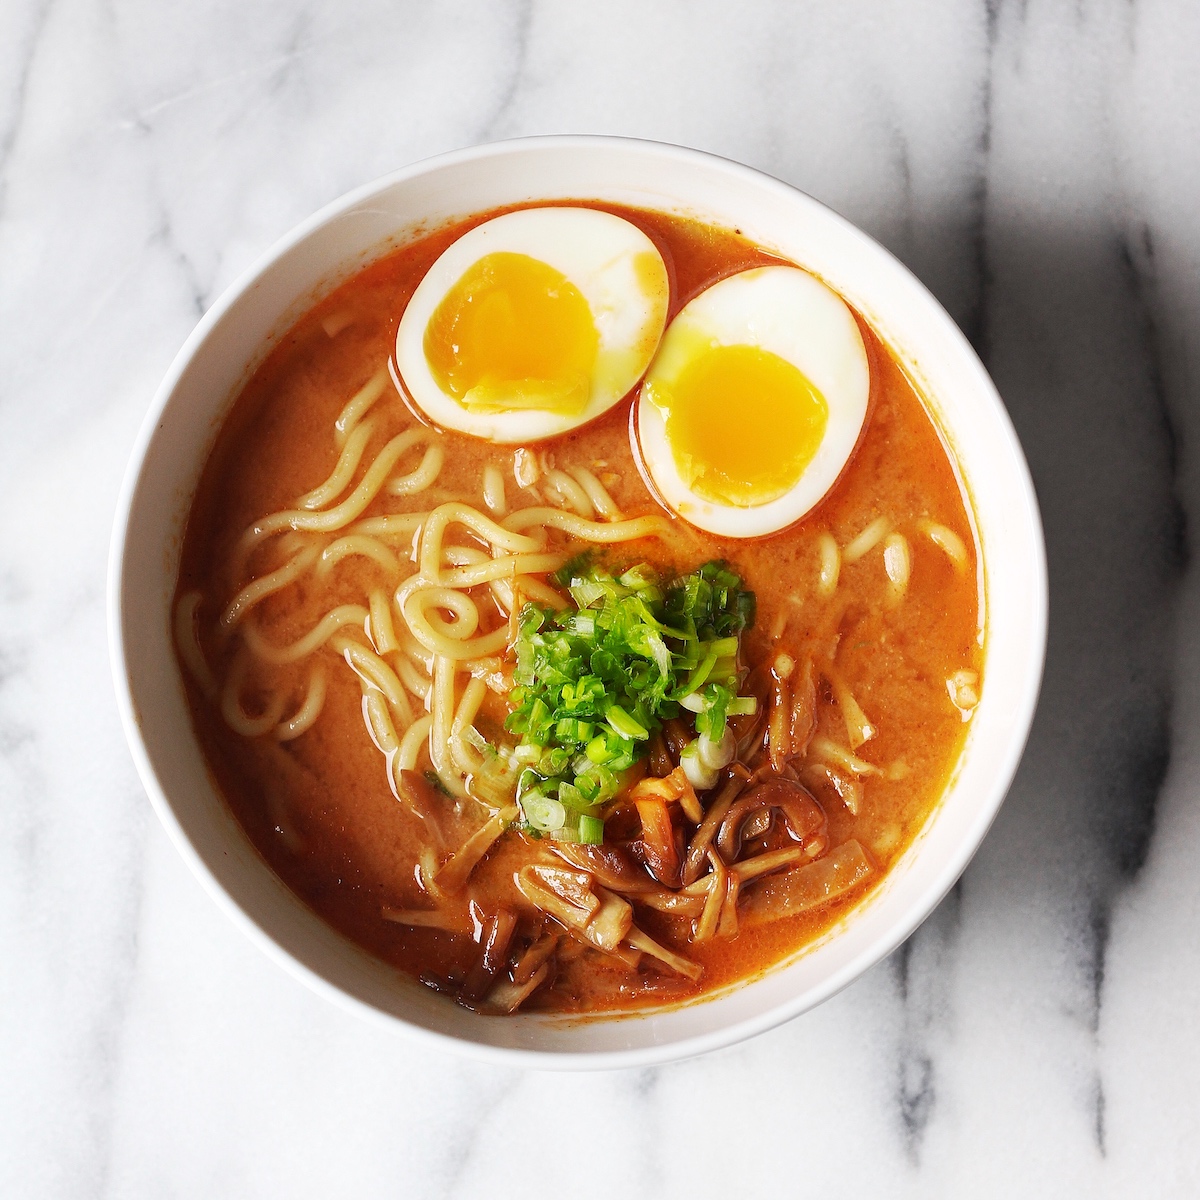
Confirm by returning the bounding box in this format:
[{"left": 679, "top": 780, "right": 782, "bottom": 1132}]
[{"left": 506, "top": 558, "right": 756, "bottom": 841}]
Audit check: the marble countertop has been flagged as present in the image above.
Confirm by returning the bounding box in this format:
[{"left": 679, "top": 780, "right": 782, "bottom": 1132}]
[{"left": 3, "top": 1, "right": 1199, "bottom": 1195}]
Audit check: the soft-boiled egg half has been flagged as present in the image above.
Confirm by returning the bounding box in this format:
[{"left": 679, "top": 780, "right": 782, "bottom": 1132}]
[
  {"left": 636, "top": 266, "right": 870, "bottom": 538},
  {"left": 395, "top": 207, "right": 670, "bottom": 443}
]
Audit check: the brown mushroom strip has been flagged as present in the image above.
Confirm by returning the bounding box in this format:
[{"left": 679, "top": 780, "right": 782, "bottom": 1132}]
[
  {"left": 647, "top": 733, "right": 674, "bottom": 777},
  {"left": 681, "top": 774, "right": 746, "bottom": 886},
  {"left": 461, "top": 907, "right": 519, "bottom": 1004},
  {"left": 634, "top": 889, "right": 707, "bottom": 917},
  {"left": 789, "top": 658, "right": 817, "bottom": 759},
  {"left": 674, "top": 775, "right": 703, "bottom": 825},
  {"left": 804, "top": 761, "right": 863, "bottom": 816},
  {"left": 662, "top": 717, "right": 691, "bottom": 760},
  {"left": 416, "top": 846, "right": 444, "bottom": 900},
  {"left": 679, "top": 846, "right": 809, "bottom": 895},
  {"left": 551, "top": 841, "right": 658, "bottom": 894},
  {"left": 486, "top": 963, "right": 550, "bottom": 1014},
  {"left": 610, "top": 945, "right": 643, "bottom": 971},
  {"left": 380, "top": 905, "right": 471, "bottom": 934},
  {"left": 807, "top": 735, "right": 881, "bottom": 777},
  {"left": 511, "top": 932, "right": 559, "bottom": 985},
  {"left": 626, "top": 926, "right": 703, "bottom": 982},
  {"left": 748, "top": 759, "right": 796, "bottom": 787},
  {"left": 587, "top": 887, "right": 635, "bottom": 952},
  {"left": 717, "top": 872, "right": 741, "bottom": 938},
  {"left": 635, "top": 795, "right": 681, "bottom": 888},
  {"left": 768, "top": 656, "right": 794, "bottom": 771},
  {"left": 527, "top": 864, "right": 600, "bottom": 919},
  {"left": 693, "top": 848, "right": 728, "bottom": 943},
  {"left": 716, "top": 778, "right": 827, "bottom": 862},
  {"left": 680, "top": 874, "right": 715, "bottom": 898},
  {"left": 732, "top": 845, "right": 809, "bottom": 883},
  {"left": 630, "top": 767, "right": 702, "bottom": 824},
  {"left": 824, "top": 663, "right": 877, "bottom": 749},
  {"left": 741, "top": 808, "right": 773, "bottom": 842},
  {"left": 435, "top": 806, "right": 516, "bottom": 894},
  {"left": 717, "top": 796, "right": 772, "bottom": 861},
  {"left": 515, "top": 868, "right": 633, "bottom": 955},
  {"left": 396, "top": 769, "right": 449, "bottom": 849},
  {"left": 742, "top": 840, "right": 874, "bottom": 926},
  {"left": 575, "top": 939, "right": 642, "bottom": 972},
  {"left": 515, "top": 868, "right": 594, "bottom": 931}
]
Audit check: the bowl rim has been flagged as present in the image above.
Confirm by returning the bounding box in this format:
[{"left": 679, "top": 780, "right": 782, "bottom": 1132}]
[{"left": 107, "top": 134, "right": 1047, "bottom": 1070}]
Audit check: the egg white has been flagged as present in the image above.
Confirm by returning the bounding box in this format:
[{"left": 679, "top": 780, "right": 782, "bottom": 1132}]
[
  {"left": 395, "top": 207, "right": 669, "bottom": 444},
  {"left": 637, "top": 266, "right": 870, "bottom": 538}
]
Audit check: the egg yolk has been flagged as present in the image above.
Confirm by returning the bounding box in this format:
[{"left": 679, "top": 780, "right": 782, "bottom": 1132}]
[
  {"left": 651, "top": 342, "right": 829, "bottom": 508},
  {"left": 423, "top": 252, "right": 599, "bottom": 414}
]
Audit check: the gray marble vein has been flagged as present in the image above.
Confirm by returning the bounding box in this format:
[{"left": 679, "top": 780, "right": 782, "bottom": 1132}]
[{"left": 2, "top": 0, "right": 1200, "bottom": 1196}]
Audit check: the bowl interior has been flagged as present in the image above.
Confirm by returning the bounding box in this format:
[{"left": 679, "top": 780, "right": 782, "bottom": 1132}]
[{"left": 110, "top": 138, "right": 1045, "bottom": 1067}]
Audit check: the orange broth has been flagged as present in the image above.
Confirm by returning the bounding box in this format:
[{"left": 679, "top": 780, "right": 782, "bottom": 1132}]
[{"left": 176, "top": 203, "right": 981, "bottom": 1013}]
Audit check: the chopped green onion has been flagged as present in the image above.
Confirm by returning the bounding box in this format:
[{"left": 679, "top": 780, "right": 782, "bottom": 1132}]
[
  {"left": 606, "top": 705, "right": 649, "bottom": 740},
  {"left": 521, "top": 793, "right": 567, "bottom": 832},
  {"left": 463, "top": 725, "right": 490, "bottom": 754},
  {"left": 579, "top": 814, "right": 604, "bottom": 844},
  {"left": 586, "top": 735, "right": 613, "bottom": 764},
  {"left": 558, "top": 781, "right": 590, "bottom": 812},
  {"left": 566, "top": 613, "right": 596, "bottom": 637},
  {"left": 698, "top": 729, "right": 736, "bottom": 771},
  {"left": 680, "top": 740, "right": 720, "bottom": 790},
  {"left": 505, "top": 557, "right": 757, "bottom": 840}
]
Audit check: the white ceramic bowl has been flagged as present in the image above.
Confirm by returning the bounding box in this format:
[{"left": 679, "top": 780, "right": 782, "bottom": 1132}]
[{"left": 108, "top": 136, "right": 1046, "bottom": 1068}]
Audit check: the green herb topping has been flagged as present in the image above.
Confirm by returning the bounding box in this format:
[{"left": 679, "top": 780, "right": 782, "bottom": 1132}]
[{"left": 505, "top": 558, "right": 757, "bottom": 842}]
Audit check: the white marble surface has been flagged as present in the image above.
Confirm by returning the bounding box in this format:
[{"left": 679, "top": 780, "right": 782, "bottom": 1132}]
[{"left": 3, "top": 0, "right": 1200, "bottom": 1194}]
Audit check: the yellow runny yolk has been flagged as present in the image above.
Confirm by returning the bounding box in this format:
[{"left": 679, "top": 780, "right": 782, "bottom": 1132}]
[
  {"left": 648, "top": 341, "right": 829, "bottom": 507},
  {"left": 423, "top": 252, "right": 600, "bottom": 414}
]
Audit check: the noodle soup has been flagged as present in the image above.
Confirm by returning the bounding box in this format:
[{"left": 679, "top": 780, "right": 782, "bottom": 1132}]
[{"left": 174, "top": 204, "right": 980, "bottom": 1015}]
